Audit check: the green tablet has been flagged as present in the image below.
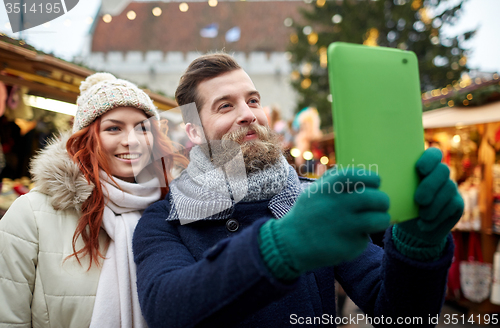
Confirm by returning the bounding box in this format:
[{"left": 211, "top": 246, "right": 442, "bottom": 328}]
[{"left": 327, "top": 42, "right": 424, "bottom": 223}]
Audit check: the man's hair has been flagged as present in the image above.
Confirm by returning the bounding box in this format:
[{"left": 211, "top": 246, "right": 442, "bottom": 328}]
[{"left": 175, "top": 53, "right": 241, "bottom": 124}]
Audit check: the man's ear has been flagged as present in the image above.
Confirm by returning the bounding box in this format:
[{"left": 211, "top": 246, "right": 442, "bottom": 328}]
[{"left": 185, "top": 123, "right": 205, "bottom": 145}]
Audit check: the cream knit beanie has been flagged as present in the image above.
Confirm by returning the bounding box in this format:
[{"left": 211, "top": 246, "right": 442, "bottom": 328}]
[{"left": 73, "top": 72, "right": 160, "bottom": 133}]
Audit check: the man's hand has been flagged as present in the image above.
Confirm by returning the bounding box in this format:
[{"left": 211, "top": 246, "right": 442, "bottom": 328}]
[
  {"left": 393, "top": 147, "right": 464, "bottom": 261},
  {"left": 259, "top": 168, "right": 391, "bottom": 280}
]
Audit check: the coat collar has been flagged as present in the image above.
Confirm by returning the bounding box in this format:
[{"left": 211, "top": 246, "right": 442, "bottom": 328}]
[
  {"left": 166, "top": 164, "right": 313, "bottom": 224},
  {"left": 29, "top": 132, "right": 94, "bottom": 212}
]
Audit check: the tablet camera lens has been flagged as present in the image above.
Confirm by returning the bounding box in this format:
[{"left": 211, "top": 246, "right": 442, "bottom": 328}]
[{"left": 402, "top": 59, "right": 408, "bottom": 64}]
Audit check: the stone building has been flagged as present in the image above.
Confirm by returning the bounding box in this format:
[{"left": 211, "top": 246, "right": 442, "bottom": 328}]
[{"left": 81, "top": 1, "right": 306, "bottom": 119}]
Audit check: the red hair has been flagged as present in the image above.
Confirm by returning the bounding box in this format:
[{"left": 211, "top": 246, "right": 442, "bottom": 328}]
[{"left": 66, "top": 117, "right": 188, "bottom": 269}]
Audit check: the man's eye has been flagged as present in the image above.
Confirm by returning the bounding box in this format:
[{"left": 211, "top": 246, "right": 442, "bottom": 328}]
[
  {"left": 219, "top": 103, "right": 231, "bottom": 111},
  {"left": 249, "top": 99, "right": 259, "bottom": 104}
]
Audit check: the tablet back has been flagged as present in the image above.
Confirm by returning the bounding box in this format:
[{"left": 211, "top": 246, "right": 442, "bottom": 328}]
[{"left": 328, "top": 42, "right": 424, "bottom": 223}]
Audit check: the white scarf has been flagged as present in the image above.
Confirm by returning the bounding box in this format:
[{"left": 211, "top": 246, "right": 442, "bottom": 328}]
[{"left": 90, "top": 173, "right": 161, "bottom": 328}]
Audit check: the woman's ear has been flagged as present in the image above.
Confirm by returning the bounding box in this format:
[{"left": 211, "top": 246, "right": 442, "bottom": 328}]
[{"left": 185, "top": 123, "right": 205, "bottom": 145}]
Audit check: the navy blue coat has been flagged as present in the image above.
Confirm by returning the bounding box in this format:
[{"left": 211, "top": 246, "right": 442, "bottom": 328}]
[{"left": 133, "top": 193, "right": 454, "bottom": 328}]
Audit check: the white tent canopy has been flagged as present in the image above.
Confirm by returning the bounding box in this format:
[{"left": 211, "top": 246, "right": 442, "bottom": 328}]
[{"left": 422, "top": 101, "right": 500, "bottom": 128}]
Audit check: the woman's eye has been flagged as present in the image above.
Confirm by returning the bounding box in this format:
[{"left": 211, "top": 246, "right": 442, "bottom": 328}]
[
  {"left": 137, "top": 124, "right": 150, "bottom": 132},
  {"left": 106, "top": 126, "right": 120, "bottom": 132}
]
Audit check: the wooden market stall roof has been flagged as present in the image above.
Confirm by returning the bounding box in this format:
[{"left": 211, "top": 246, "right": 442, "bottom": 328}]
[{"left": 0, "top": 36, "right": 177, "bottom": 111}]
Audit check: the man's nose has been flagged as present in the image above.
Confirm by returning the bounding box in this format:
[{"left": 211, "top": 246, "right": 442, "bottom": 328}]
[{"left": 236, "top": 103, "right": 256, "bottom": 125}]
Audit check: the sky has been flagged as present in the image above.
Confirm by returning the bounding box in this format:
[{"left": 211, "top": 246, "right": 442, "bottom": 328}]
[
  {"left": 0, "top": 0, "right": 499, "bottom": 73},
  {"left": 0, "top": 0, "right": 101, "bottom": 59},
  {"left": 441, "top": 0, "right": 500, "bottom": 74}
]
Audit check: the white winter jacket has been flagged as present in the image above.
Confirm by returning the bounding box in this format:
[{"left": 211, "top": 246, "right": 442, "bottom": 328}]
[{"left": 0, "top": 134, "right": 108, "bottom": 328}]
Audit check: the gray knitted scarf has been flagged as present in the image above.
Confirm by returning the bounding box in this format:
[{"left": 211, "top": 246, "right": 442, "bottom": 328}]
[{"left": 167, "top": 146, "right": 306, "bottom": 224}]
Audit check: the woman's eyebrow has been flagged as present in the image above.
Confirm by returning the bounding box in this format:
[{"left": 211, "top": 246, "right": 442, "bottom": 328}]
[
  {"left": 101, "top": 119, "right": 124, "bottom": 125},
  {"left": 101, "top": 119, "right": 150, "bottom": 126}
]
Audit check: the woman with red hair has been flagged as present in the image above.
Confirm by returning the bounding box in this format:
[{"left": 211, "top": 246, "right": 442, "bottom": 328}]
[{"left": 0, "top": 73, "right": 188, "bottom": 328}]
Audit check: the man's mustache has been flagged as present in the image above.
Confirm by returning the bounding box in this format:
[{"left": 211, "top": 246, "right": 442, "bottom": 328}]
[{"left": 221, "top": 124, "right": 270, "bottom": 143}]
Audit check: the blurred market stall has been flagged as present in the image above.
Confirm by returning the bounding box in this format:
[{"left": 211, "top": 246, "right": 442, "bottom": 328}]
[
  {"left": 422, "top": 72, "right": 500, "bottom": 315},
  {"left": 0, "top": 35, "right": 178, "bottom": 217}
]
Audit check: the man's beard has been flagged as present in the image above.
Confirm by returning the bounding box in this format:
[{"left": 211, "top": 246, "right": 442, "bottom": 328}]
[{"left": 203, "top": 124, "right": 283, "bottom": 174}]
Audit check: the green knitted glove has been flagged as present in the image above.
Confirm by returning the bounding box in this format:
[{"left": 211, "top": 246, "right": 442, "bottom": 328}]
[
  {"left": 259, "top": 168, "right": 391, "bottom": 281},
  {"left": 393, "top": 147, "right": 464, "bottom": 261}
]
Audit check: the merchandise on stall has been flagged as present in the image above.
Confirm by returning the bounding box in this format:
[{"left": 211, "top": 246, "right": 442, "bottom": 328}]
[
  {"left": 448, "top": 231, "right": 464, "bottom": 301},
  {"left": 0, "top": 177, "right": 33, "bottom": 219},
  {"left": 457, "top": 164, "right": 482, "bottom": 231},
  {"left": 423, "top": 102, "right": 500, "bottom": 315},
  {"left": 491, "top": 241, "right": 500, "bottom": 305},
  {"left": 460, "top": 231, "right": 492, "bottom": 303},
  {"left": 493, "top": 165, "right": 500, "bottom": 233}
]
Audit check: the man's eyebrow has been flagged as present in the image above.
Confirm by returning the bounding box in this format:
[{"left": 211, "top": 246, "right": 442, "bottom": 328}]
[
  {"left": 248, "top": 90, "right": 260, "bottom": 99},
  {"left": 211, "top": 95, "right": 232, "bottom": 110}
]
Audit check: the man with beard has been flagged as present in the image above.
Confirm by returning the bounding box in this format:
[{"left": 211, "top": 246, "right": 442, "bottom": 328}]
[{"left": 133, "top": 53, "right": 463, "bottom": 328}]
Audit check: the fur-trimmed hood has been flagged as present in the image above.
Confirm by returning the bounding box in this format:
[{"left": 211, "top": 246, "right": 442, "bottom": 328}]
[{"left": 29, "top": 132, "right": 94, "bottom": 212}]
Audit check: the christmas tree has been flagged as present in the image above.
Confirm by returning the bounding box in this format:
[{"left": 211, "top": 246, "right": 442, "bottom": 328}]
[{"left": 288, "top": 0, "right": 475, "bottom": 126}]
